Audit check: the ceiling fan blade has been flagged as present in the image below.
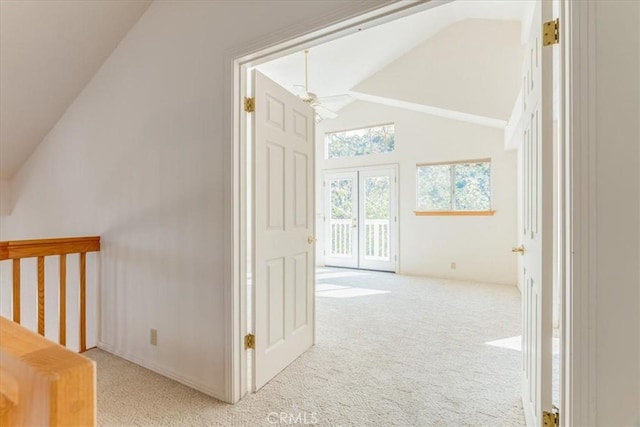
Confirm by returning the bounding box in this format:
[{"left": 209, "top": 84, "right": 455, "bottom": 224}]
[
  {"left": 314, "top": 104, "right": 338, "bottom": 120},
  {"left": 316, "top": 94, "right": 352, "bottom": 104}
]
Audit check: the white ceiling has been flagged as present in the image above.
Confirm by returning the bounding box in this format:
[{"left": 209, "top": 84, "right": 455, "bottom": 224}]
[
  {"left": 257, "top": 0, "right": 531, "bottom": 119},
  {"left": 0, "top": 0, "right": 152, "bottom": 179}
]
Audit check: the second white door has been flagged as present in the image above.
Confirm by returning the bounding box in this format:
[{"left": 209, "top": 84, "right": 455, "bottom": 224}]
[{"left": 324, "top": 166, "right": 397, "bottom": 272}]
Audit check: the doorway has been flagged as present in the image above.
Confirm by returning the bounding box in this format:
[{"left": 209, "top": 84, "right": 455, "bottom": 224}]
[
  {"left": 324, "top": 166, "right": 398, "bottom": 272},
  {"left": 231, "top": 2, "right": 568, "bottom": 424}
]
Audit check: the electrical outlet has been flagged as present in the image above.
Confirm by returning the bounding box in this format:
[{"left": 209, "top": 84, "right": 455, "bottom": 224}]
[
  {"left": 450, "top": 262, "right": 457, "bottom": 270},
  {"left": 150, "top": 328, "right": 158, "bottom": 346}
]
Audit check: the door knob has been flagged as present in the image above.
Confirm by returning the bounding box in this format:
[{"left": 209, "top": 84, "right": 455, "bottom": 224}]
[
  {"left": 512, "top": 245, "right": 525, "bottom": 255},
  {"left": 308, "top": 236, "right": 317, "bottom": 244}
]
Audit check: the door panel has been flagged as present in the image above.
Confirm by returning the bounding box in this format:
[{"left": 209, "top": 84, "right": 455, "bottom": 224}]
[
  {"left": 324, "top": 172, "right": 358, "bottom": 268},
  {"left": 520, "top": 1, "right": 554, "bottom": 425},
  {"left": 253, "top": 71, "right": 315, "bottom": 391}
]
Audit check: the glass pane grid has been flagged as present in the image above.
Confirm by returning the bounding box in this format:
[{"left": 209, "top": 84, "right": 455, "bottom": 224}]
[
  {"left": 363, "top": 176, "right": 390, "bottom": 261},
  {"left": 325, "top": 124, "right": 395, "bottom": 159},
  {"left": 329, "top": 179, "right": 354, "bottom": 257},
  {"left": 416, "top": 161, "right": 491, "bottom": 212}
]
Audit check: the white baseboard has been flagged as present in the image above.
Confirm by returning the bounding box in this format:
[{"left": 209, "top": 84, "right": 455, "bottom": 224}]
[{"left": 96, "top": 342, "right": 229, "bottom": 403}]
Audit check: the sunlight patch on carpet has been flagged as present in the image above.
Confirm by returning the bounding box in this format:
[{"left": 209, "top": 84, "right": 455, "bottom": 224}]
[
  {"left": 316, "top": 286, "right": 390, "bottom": 298},
  {"left": 316, "top": 271, "right": 371, "bottom": 280},
  {"left": 316, "top": 284, "right": 349, "bottom": 292},
  {"left": 485, "top": 335, "right": 522, "bottom": 351}
]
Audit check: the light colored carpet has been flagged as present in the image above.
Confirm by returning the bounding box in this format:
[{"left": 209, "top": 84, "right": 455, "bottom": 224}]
[{"left": 86, "top": 269, "right": 525, "bottom": 426}]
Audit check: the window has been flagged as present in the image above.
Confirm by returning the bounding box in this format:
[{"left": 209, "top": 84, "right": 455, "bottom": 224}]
[
  {"left": 325, "top": 124, "right": 394, "bottom": 159},
  {"left": 416, "top": 159, "right": 493, "bottom": 215}
]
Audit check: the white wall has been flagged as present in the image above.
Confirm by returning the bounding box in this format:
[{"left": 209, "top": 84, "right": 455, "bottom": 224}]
[
  {"left": 316, "top": 101, "right": 518, "bottom": 285},
  {"left": 593, "top": 1, "right": 640, "bottom": 424},
  {"left": 0, "top": 0, "right": 390, "bottom": 401},
  {"left": 0, "top": 179, "right": 11, "bottom": 215}
]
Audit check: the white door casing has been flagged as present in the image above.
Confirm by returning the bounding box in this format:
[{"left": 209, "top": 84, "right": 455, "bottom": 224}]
[
  {"left": 252, "top": 71, "right": 315, "bottom": 391},
  {"left": 520, "top": 0, "right": 554, "bottom": 425}
]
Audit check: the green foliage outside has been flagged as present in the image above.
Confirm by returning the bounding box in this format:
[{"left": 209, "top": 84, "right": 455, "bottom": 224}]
[
  {"left": 330, "top": 179, "right": 352, "bottom": 220},
  {"left": 364, "top": 176, "right": 390, "bottom": 219},
  {"left": 417, "top": 162, "right": 491, "bottom": 211},
  {"left": 330, "top": 176, "right": 391, "bottom": 220},
  {"left": 417, "top": 165, "right": 451, "bottom": 210},
  {"left": 326, "top": 124, "right": 395, "bottom": 159}
]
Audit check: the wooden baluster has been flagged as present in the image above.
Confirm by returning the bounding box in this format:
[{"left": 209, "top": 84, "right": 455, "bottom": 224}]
[
  {"left": 37, "top": 256, "right": 45, "bottom": 336},
  {"left": 12, "top": 259, "right": 20, "bottom": 323},
  {"left": 79, "top": 252, "right": 86, "bottom": 352},
  {"left": 59, "top": 254, "right": 67, "bottom": 346}
]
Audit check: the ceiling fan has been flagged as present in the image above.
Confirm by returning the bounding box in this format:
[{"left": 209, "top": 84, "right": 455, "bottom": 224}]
[{"left": 293, "top": 50, "right": 350, "bottom": 122}]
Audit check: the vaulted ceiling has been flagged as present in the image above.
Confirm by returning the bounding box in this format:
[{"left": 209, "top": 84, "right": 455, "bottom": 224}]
[
  {"left": 0, "top": 0, "right": 152, "bottom": 179},
  {"left": 257, "top": 0, "right": 531, "bottom": 128}
]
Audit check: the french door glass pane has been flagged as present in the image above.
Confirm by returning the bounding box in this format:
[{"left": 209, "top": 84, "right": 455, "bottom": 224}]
[
  {"left": 329, "top": 179, "right": 354, "bottom": 257},
  {"left": 363, "top": 176, "right": 390, "bottom": 260}
]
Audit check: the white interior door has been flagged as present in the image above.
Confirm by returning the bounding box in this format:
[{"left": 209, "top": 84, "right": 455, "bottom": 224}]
[
  {"left": 520, "top": 0, "right": 554, "bottom": 425},
  {"left": 324, "top": 167, "right": 397, "bottom": 272},
  {"left": 324, "top": 171, "right": 358, "bottom": 268},
  {"left": 252, "top": 70, "right": 315, "bottom": 391}
]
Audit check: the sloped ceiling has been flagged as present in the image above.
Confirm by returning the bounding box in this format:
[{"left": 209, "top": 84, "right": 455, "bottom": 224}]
[
  {"left": 352, "top": 19, "right": 523, "bottom": 122},
  {"left": 0, "top": 0, "right": 152, "bottom": 179},
  {"left": 257, "top": 0, "right": 529, "bottom": 127}
]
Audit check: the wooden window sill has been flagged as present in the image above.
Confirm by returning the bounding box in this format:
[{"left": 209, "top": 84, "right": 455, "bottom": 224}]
[{"left": 413, "top": 210, "right": 496, "bottom": 216}]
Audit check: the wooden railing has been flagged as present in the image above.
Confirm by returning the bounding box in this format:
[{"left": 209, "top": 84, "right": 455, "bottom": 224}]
[
  {"left": 0, "top": 316, "right": 96, "bottom": 426},
  {"left": 0, "top": 236, "right": 100, "bottom": 352}
]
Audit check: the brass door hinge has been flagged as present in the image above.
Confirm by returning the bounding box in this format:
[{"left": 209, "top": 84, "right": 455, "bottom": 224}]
[
  {"left": 244, "top": 97, "right": 255, "bottom": 113},
  {"left": 244, "top": 333, "right": 255, "bottom": 349},
  {"left": 543, "top": 19, "right": 560, "bottom": 46},
  {"left": 543, "top": 406, "right": 560, "bottom": 427}
]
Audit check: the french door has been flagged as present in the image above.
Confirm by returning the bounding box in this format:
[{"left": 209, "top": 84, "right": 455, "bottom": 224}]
[{"left": 324, "top": 166, "right": 397, "bottom": 272}]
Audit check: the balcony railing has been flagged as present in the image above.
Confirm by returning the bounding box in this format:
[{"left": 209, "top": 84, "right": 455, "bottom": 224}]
[
  {"left": 329, "top": 219, "right": 390, "bottom": 260},
  {"left": 364, "top": 219, "right": 390, "bottom": 260},
  {"left": 330, "top": 219, "right": 352, "bottom": 256}
]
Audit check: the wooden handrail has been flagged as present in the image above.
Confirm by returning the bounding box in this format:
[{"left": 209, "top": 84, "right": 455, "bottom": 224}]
[
  {"left": 0, "top": 236, "right": 100, "bottom": 260},
  {"left": 0, "top": 236, "right": 100, "bottom": 352},
  {"left": 0, "top": 316, "right": 96, "bottom": 426}
]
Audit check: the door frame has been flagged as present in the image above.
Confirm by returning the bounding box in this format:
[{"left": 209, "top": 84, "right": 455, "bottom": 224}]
[
  {"left": 225, "top": 3, "right": 597, "bottom": 426},
  {"left": 322, "top": 164, "right": 399, "bottom": 273}
]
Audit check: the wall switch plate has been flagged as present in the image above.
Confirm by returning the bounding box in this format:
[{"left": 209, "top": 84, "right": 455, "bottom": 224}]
[
  {"left": 150, "top": 328, "right": 158, "bottom": 346},
  {"left": 451, "top": 262, "right": 457, "bottom": 270}
]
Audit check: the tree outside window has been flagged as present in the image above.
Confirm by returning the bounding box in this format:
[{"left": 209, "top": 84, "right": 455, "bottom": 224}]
[
  {"left": 416, "top": 160, "right": 491, "bottom": 212},
  {"left": 325, "top": 124, "right": 394, "bottom": 159}
]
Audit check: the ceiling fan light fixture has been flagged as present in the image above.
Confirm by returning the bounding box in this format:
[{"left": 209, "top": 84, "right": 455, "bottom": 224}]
[{"left": 295, "top": 49, "right": 339, "bottom": 120}]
